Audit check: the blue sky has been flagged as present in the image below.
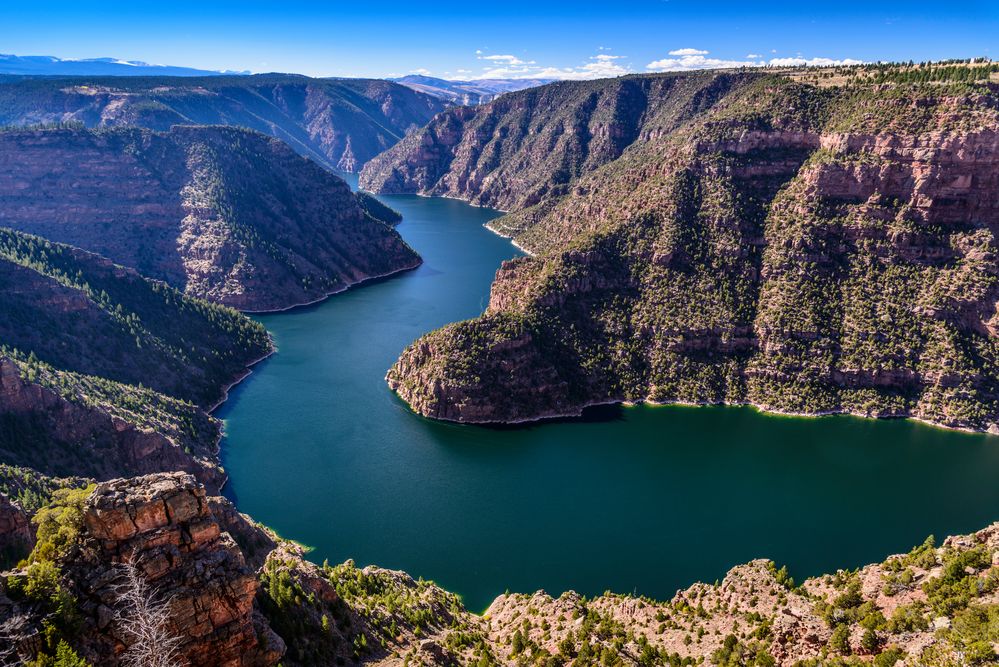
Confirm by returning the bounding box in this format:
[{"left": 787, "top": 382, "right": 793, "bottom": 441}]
[{"left": 3, "top": 0, "right": 997, "bottom": 80}]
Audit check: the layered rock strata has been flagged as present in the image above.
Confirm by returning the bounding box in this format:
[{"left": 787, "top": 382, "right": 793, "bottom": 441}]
[
  {"left": 0, "top": 126, "right": 420, "bottom": 311},
  {"left": 68, "top": 473, "right": 284, "bottom": 666},
  {"left": 2, "top": 472, "right": 996, "bottom": 666},
  {"left": 378, "top": 73, "right": 999, "bottom": 431}
]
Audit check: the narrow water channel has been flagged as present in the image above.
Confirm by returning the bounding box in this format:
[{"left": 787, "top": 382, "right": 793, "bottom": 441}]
[{"left": 218, "top": 180, "right": 999, "bottom": 612}]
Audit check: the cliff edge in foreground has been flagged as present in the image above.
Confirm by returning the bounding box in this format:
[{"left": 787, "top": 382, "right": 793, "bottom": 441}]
[{"left": 1, "top": 472, "right": 997, "bottom": 666}]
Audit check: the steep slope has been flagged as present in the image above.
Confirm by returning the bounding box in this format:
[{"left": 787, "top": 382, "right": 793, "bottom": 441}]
[
  {"left": 0, "top": 228, "right": 272, "bottom": 489},
  {"left": 0, "top": 74, "right": 445, "bottom": 171},
  {"left": 0, "top": 126, "right": 421, "bottom": 310},
  {"left": 378, "top": 73, "right": 999, "bottom": 432},
  {"left": 360, "top": 72, "right": 753, "bottom": 210},
  {"left": 0, "top": 227, "right": 270, "bottom": 405},
  {"left": 0, "top": 356, "right": 227, "bottom": 490}
]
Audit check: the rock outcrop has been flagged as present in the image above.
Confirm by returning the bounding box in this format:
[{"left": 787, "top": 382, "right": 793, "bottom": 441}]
[
  {"left": 258, "top": 543, "right": 487, "bottom": 666},
  {"left": 68, "top": 473, "right": 284, "bottom": 666},
  {"left": 0, "top": 126, "right": 421, "bottom": 311},
  {"left": 483, "top": 522, "right": 999, "bottom": 666},
  {"left": 0, "top": 74, "right": 446, "bottom": 172},
  {"left": 379, "top": 72, "right": 999, "bottom": 432}
]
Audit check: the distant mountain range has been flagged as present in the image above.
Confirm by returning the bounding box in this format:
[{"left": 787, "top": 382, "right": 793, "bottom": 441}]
[
  {"left": 0, "top": 54, "right": 249, "bottom": 76},
  {"left": 390, "top": 74, "right": 553, "bottom": 105},
  {"left": 0, "top": 55, "right": 552, "bottom": 105},
  {"left": 0, "top": 74, "right": 444, "bottom": 171}
]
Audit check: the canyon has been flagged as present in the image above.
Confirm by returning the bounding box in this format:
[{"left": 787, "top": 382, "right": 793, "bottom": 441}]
[
  {"left": 2, "top": 471, "right": 997, "bottom": 666},
  {"left": 1, "top": 64, "right": 998, "bottom": 666}
]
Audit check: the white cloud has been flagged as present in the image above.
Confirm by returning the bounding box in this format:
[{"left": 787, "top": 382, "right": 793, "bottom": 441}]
[
  {"left": 668, "top": 48, "right": 709, "bottom": 56},
  {"left": 647, "top": 54, "right": 758, "bottom": 71},
  {"left": 479, "top": 53, "right": 632, "bottom": 80},
  {"left": 410, "top": 68, "right": 433, "bottom": 76},
  {"left": 472, "top": 50, "right": 632, "bottom": 81},
  {"left": 646, "top": 49, "right": 863, "bottom": 72},
  {"left": 478, "top": 53, "right": 533, "bottom": 66}
]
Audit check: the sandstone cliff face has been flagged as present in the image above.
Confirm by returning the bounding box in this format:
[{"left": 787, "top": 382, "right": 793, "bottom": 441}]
[
  {"left": 0, "top": 75, "right": 446, "bottom": 172},
  {"left": 0, "top": 357, "right": 226, "bottom": 492},
  {"left": 360, "top": 73, "right": 751, "bottom": 211},
  {"left": 68, "top": 473, "right": 284, "bottom": 666},
  {"left": 2, "top": 472, "right": 995, "bottom": 666},
  {"left": 383, "top": 75, "right": 999, "bottom": 432},
  {"left": 0, "top": 126, "right": 421, "bottom": 311},
  {"left": 4, "top": 472, "right": 995, "bottom": 666}
]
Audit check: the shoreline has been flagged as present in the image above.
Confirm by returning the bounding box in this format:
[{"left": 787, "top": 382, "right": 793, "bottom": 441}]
[
  {"left": 208, "top": 348, "right": 277, "bottom": 415},
  {"left": 238, "top": 259, "right": 423, "bottom": 316},
  {"left": 483, "top": 222, "right": 536, "bottom": 257},
  {"left": 410, "top": 189, "right": 512, "bottom": 214},
  {"left": 394, "top": 392, "right": 999, "bottom": 435}
]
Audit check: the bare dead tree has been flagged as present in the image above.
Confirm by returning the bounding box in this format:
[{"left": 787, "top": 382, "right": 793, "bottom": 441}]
[{"left": 111, "top": 562, "right": 182, "bottom": 667}]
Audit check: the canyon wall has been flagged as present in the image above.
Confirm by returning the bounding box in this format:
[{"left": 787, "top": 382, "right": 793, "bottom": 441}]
[
  {"left": 378, "top": 74, "right": 999, "bottom": 432},
  {"left": 0, "top": 227, "right": 275, "bottom": 490},
  {"left": 0, "top": 126, "right": 421, "bottom": 311}
]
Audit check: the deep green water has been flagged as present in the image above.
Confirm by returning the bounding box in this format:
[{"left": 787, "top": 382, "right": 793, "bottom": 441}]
[{"left": 219, "top": 178, "right": 999, "bottom": 613}]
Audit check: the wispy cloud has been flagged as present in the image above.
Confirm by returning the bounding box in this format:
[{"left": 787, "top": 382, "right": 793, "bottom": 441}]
[
  {"left": 409, "top": 67, "right": 433, "bottom": 76},
  {"left": 465, "top": 47, "right": 861, "bottom": 82},
  {"left": 646, "top": 48, "right": 862, "bottom": 72},
  {"left": 473, "top": 49, "right": 632, "bottom": 80}
]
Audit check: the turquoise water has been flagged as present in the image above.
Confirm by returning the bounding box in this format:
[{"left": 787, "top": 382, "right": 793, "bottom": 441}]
[{"left": 218, "top": 179, "right": 999, "bottom": 613}]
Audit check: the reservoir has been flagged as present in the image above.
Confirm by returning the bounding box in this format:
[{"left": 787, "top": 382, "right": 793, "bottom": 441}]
[{"left": 219, "top": 178, "right": 999, "bottom": 612}]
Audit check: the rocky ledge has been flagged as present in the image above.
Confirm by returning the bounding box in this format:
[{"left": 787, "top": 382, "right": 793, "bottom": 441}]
[{"left": 69, "top": 473, "right": 284, "bottom": 666}]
